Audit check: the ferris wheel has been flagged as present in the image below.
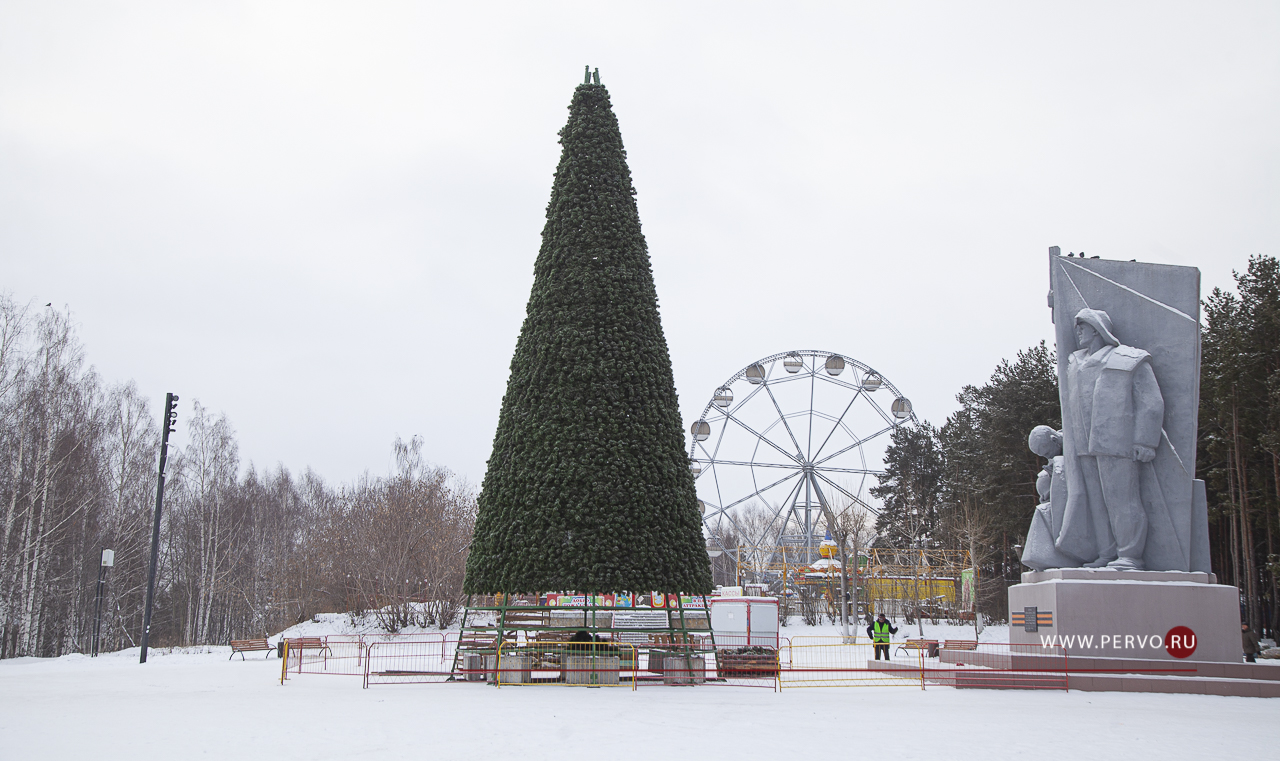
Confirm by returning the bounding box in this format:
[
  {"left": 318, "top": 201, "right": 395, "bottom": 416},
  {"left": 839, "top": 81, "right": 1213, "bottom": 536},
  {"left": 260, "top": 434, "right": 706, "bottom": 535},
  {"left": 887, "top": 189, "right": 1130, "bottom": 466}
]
[{"left": 689, "top": 350, "right": 916, "bottom": 560}]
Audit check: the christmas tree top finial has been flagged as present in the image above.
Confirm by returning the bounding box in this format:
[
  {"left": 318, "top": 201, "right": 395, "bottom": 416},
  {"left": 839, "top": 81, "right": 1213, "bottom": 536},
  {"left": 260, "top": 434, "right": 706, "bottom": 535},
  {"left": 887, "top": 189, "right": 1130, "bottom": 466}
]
[{"left": 583, "top": 66, "right": 601, "bottom": 85}]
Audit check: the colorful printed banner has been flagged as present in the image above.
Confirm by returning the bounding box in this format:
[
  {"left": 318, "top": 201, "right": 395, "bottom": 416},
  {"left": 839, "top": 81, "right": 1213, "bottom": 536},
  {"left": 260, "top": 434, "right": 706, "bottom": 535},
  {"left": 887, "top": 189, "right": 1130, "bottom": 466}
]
[{"left": 541, "top": 592, "right": 708, "bottom": 608}]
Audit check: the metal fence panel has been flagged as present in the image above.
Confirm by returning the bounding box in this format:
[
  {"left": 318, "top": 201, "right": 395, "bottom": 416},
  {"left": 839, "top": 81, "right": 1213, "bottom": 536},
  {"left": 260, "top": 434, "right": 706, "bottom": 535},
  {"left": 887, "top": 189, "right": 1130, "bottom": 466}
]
[
  {"left": 363, "top": 638, "right": 456, "bottom": 687},
  {"left": 777, "top": 641, "right": 1068, "bottom": 689}
]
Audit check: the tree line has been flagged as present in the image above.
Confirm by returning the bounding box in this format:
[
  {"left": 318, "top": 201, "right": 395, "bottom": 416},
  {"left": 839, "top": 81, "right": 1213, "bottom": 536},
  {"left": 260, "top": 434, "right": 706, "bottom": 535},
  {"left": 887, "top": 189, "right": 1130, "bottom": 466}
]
[
  {"left": 874, "top": 255, "right": 1279, "bottom": 636},
  {"left": 871, "top": 342, "right": 1058, "bottom": 620},
  {"left": 0, "top": 296, "right": 475, "bottom": 658},
  {"left": 7, "top": 255, "right": 1275, "bottom": 655},
  {"left": 1200, "top": 256, "right": 1280, "bottom": 637}
]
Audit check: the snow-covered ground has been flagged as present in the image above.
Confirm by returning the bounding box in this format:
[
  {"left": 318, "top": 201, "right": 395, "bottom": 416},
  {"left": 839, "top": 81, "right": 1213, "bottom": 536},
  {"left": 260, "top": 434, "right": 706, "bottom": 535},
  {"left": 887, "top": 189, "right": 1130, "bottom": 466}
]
[{"left": 3, "top": 621, "right": 1277, "bottom": 761}]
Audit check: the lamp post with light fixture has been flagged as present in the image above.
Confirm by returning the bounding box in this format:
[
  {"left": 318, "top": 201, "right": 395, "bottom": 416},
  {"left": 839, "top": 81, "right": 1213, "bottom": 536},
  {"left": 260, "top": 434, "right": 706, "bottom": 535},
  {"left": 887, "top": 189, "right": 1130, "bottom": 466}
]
[{"left": 91, "top": 548, "right": 114, "bottom": 657}]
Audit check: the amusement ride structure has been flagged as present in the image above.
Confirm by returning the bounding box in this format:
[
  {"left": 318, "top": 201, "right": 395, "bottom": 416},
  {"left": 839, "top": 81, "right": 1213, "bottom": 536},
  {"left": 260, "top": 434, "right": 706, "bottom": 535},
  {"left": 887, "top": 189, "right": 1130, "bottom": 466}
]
[
  {"left": 690, "top": 349, "right": 914, "bottom": 559},
  {"left": 689, "top": 350, "right": 968, "bottom": 620}
]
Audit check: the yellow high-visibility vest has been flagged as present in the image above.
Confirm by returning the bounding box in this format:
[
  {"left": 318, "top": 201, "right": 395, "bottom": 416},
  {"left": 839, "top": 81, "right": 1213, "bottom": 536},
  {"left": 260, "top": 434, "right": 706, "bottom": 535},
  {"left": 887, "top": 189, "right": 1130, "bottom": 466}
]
[{"left": 872, "top": 620, "right": 891, "bottom": 643}]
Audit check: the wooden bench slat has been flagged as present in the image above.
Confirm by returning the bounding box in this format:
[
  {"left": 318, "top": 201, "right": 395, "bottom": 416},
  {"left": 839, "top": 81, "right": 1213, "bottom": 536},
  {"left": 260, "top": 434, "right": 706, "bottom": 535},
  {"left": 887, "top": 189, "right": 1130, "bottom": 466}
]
[
  {"left": 229, "top": 638, "right": 273, "bottom": 660},
  {"left": 896, "top": 639, "right": 938, "bottom": 649},
  {"left": 894, "top": 639, "right": 939, "bottom": 657},
  {"left": 282, "top": 637, "right": 331, "bottom": 654},
  {"left": 284, "top": 637, "right": 325, "bottom": 647},
  {"left": 230, "top": 638, "right": 271, "bottom": 648}
]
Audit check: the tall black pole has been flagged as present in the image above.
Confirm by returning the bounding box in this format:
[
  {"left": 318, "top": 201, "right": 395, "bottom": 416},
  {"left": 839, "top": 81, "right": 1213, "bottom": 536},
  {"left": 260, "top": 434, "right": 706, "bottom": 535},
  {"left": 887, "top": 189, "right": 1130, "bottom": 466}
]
[{"left": 140, "top": 392, "right": 177, "bottom": 664}]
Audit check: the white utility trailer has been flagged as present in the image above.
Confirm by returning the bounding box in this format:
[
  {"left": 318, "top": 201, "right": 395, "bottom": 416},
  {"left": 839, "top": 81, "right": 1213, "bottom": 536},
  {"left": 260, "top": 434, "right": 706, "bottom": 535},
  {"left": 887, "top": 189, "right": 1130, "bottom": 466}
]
[{"left": 708, "top": 596, "right": 779, "bottom": 648}]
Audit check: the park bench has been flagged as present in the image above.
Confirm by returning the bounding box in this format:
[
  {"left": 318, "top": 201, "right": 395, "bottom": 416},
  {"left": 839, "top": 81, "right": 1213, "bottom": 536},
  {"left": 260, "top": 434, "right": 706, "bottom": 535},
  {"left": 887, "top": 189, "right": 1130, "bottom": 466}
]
[
  {"left": 452, "top": 635, "right": 501, "bottom": 681},
  {"left": 894, "top": 639, "right": 939, "bottom": 658},
  {"left": 610, "top": 610, "right": 671, "bottom": 647},
  {"left": 229, "top": 638, "right": 273, "bottom": 660},
  {"left": 457, "top": 635, "right": 499, "bottom": 651},
  {"left": 942, "top": 639, "right": 980, "bottom": 666},
  {"left": 530, "top": 631, "right": 573, "bottom": 671},
  {"left": 283, "top": 637, "right": 331, "bottom": 656},
  {"left": 501, "top": 610, "right": 549, "bottom": 628}
]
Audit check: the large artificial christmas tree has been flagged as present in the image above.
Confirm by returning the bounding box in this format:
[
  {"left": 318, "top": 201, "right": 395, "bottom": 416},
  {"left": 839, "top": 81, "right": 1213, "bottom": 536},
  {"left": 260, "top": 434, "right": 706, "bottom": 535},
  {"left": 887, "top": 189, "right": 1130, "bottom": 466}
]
[{"left": 464, "top": 73, "right": 711, "bottom": 596}]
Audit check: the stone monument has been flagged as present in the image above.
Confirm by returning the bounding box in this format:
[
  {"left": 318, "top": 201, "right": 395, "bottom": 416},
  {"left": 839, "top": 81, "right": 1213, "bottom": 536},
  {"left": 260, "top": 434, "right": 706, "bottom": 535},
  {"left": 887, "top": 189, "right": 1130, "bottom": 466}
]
[{"left": 1008, "top": 250, "right": 1240, "bottom": 662}]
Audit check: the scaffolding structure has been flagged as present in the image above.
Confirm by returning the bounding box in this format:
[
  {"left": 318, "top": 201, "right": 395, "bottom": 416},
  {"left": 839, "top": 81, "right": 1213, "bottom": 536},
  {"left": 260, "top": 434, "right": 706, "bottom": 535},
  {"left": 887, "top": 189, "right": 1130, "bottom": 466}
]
[{"left": 449, "top": 593, "right": 718, "bottom": 684}]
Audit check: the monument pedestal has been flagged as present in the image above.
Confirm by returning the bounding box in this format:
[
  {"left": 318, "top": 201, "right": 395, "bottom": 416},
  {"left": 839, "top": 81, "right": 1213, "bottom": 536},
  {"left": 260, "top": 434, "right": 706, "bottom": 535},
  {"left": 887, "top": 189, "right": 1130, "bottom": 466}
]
[{"left": 1008, "top": 569, "right": 1241, "bottom": 663}]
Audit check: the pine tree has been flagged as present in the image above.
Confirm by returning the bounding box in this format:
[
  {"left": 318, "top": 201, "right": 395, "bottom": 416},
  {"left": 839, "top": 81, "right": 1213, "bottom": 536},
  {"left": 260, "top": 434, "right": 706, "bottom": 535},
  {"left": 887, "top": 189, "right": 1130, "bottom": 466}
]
[
  {"left": 463, "top": 76, "right": 711, "bottom": 596},
  {"left": 871, "top": 423, "right": 946, "bottom": 549},
  {"left": 940, "top": 341, "right": 1061, "bottom": 541},
  {"left": 1200, "top": 255, "right": 1280, "bottom": 636}
]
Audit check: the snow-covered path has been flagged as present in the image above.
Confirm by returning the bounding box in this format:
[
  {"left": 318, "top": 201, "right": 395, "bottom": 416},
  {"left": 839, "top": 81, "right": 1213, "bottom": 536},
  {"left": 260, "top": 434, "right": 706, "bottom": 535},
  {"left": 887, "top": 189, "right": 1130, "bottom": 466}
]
[{"left": 2, "top": 647, "right": 1276, "bottom": 760}]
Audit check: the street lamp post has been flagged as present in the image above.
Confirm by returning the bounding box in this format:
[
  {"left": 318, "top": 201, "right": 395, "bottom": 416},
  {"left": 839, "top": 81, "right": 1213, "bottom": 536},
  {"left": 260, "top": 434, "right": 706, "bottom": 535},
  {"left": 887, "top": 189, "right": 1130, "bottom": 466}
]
[
  {"left": 140, "top": 393, "right": 178, "bottom": 664},
  {"left": 91, "top": 548, "right": 114, "bottom": 657}
]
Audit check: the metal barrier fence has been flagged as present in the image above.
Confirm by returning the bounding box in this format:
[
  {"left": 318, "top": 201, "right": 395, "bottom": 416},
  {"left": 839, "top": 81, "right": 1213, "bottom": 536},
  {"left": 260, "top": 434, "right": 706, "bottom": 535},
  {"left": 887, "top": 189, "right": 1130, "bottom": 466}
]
[
  {"left": 486, "top": 641, "right": 781, "bottom": 689},
  {"left": 786, "top": 634, "right": 855, "bottom": 650},
  {"left": 287, "top": 635, "right": 361, "bottom": 676},
  {"left": 363, "top": 637, "right": 456, "bottom": 687},
  {"left": 929, "top": 642, "right": 1069, "bottom": 690},
  {"left": 629, "top": 642, "right": 778, "bottom": 689},
  {"left": 277, "top": 634, "right": 1067, "bottom": 693},
  {"left": 777, "top": 641, "right": 1068, "bottom": 690},
  {"left": 493, "top": 642, "right": 639, "bottom": 689},
  {"left": 282, "top": 633, "right": 457, "bottom": 679},
  {"left": 782, "top": 642, "right": 925, "bottom": 688},
  {"left": 355, "top": 639, "right": 781, "bottom": 690}
]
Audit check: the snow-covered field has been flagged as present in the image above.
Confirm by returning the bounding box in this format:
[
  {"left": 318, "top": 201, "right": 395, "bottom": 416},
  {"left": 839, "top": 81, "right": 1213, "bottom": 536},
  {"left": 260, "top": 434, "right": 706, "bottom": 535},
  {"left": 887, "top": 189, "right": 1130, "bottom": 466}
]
[{"left": 3, "top": 620, "right": 1277, "bottom": 761}]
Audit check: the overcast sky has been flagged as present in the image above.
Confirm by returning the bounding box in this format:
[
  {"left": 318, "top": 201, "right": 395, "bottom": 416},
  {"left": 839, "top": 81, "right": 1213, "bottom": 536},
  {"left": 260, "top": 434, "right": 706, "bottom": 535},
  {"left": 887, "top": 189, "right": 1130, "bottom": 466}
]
[{"left": 2, "top": 1, "right": 1277, "bottom": 487}]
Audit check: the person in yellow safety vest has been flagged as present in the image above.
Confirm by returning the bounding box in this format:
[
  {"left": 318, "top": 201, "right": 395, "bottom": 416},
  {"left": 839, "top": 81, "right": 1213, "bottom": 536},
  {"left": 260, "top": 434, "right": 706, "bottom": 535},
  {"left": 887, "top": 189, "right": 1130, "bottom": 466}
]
[{"left": 866, "top": 613, "right": 898, "bottom": 660}]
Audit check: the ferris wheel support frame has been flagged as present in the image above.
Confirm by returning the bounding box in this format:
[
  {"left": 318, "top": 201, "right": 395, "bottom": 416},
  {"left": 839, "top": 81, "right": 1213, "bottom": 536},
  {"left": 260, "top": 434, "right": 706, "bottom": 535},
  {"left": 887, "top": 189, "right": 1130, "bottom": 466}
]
[{"left": 689, "top": 350, "right": 918, "bottom": 585}]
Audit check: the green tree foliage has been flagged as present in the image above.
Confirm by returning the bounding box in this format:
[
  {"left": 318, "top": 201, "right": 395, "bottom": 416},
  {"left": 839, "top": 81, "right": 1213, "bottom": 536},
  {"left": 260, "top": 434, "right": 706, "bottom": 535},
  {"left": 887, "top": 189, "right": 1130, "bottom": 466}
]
[
  {"left": 1200, "top": 255, "right": 1280, "bottom": 636},
  {"left": 873, "top": 342, "right": 1060, "bottom": 616},
  {"left": 463, "top": 81, "right": 711, "bottom": 596},
  {"left": 871, "top": 423, "right": 946, "bottom": 549},
  {"left": 941, "top": 342, "right": 1061, "bottom": 543}
]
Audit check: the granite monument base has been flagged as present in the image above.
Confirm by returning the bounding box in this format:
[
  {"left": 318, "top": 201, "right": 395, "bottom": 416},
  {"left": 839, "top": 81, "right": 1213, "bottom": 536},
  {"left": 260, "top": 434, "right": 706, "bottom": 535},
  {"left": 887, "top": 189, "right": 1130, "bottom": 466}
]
[{"left": 1008, "top": 569, "right": 1241, "bottom": 663}]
